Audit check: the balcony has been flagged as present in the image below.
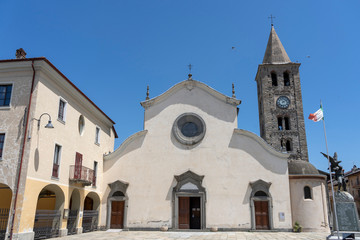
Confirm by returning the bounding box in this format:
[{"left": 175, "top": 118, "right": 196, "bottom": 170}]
[{"left": 69, "top": 165, "right": 94, "bottom": 186}]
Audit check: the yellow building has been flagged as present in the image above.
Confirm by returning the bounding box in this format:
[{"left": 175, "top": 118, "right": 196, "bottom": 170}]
[{"left": 0, "top": 49, "right": 116, "bottom": 240}]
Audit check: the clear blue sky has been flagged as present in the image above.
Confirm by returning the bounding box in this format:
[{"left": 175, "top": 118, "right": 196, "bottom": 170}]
[{"left": 1, "top": 1, "right": 359, "bottom": 173}]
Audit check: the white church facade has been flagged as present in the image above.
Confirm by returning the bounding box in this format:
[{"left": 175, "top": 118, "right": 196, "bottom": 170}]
[{"left": 0, "top": 26, "right": 329, "bottom": 240}]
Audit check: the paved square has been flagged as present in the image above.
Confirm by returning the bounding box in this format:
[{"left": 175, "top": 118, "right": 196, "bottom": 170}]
[{"left": 52, "top": 231, "right": 329, "bottom": 240}]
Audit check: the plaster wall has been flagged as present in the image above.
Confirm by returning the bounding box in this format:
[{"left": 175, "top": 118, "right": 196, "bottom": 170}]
[
  {"left": 289, "top": 176, "right": 329, "bottom": 232},
  {"left": 103, "top": 85, "right": 292, "bottom": 230},
  {"left": 0, "top": 63, "right": 33, "bottom": 191}
]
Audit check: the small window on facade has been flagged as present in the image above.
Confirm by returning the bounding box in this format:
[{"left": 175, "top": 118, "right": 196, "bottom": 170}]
[
  {"left": 277, "top": 117, "right": 283, "bottom": 130},
  {"left": 304, "top": 186, "right": 312, "bottom": 199},
  {"left": 0, "top": 133, "right": 5, "bottom": 159},
  {"left": 0, "top": 84, "right": 13, "bottom": 107},
  {"left": 58, "top": 99, "right": 67, "bottom": 121},
  {"left": 93, "top": 161, "right": 98, "bottom": 187},
  {"left": 78, "top": 115, "right": 85, "bottom": 135},
  {"left": 284, "top": 117, "right": 290, "bottom": 130},
  {"left": 286, "top": 140, "right": 292, "bottom": 151},
  {"left": 254, "top": 191, "right": 268, "bottom": 197},
  {"left": 112, "top": 191, "right": 125, "bottom": 197},
  {"left": 95, "top": 127, "right": 100, "bottom": 144},
  {"left": 271, "top": 72, "right": 278, "bottom": 86},
  {"left": 52, "top": 144, "right": 62, "bottom": 178},
  {"left": 284, "top": 72, "right": 290, "bottom": 86}
]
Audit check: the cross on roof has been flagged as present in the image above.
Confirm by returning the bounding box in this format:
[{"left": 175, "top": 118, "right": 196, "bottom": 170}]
[
  {"left": 188, "top": 64, "right": 192, "bottom": 73},
  {"left": 268, "top": 14, "right": 275, "bottom": 26}
]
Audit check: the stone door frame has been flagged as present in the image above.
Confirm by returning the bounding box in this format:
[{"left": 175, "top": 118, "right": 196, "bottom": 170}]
[
  {"left": 106, "top": 180, "right": 129, "bottom": 229},
  {"left": 249, "top": 179, "right": 273, "bottom": 230},
  {"left": 172, "top": 170, "right": 206, "bottom": 229}
]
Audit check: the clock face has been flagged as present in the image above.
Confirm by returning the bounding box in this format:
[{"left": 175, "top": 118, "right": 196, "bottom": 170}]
[{"left": 276, "top": 96, "right": 290, "bottom": 109}]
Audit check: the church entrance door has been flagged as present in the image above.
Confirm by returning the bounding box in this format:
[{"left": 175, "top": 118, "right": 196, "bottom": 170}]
[
  {"left": 110, "top": 201, "right": 124, "bottom": 229},
  {"left": 254, "top": 200, "right": 269, "bottom": 230},
  {"left": 178, "top": 197, "right": 201, "bottom": 229}
]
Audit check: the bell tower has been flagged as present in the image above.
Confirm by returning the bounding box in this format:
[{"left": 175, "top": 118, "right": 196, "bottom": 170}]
[{"left": 255, "top": 25, "right": 309, "bottom": 161}]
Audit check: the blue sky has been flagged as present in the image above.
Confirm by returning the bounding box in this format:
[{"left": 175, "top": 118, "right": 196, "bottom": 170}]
[{"left": 1, "top": 1, "right": 359, "bottom": 172}]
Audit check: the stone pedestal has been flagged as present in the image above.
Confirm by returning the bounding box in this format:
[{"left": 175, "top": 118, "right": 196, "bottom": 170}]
[{"left": 333, "top": 191, "right": 360, "bottom": 232}]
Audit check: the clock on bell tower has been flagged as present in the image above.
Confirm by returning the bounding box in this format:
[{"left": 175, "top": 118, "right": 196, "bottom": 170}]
[{"left": 255, "top": 25, "right": 309, "bottom": 161}]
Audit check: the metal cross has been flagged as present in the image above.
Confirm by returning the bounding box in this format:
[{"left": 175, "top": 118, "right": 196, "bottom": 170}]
[
  {"left": 268, "top": 14, "right": 275, "bottom": 26},
  {"left": 188, "top": 64, "right": 192, "bottom": 73}
]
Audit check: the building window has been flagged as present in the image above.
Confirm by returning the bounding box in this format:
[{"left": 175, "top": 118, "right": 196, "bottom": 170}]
[
  {"left": 52, "top": 144, "right": 62, "bottom": 178},
  {"left": 78, "top": 115, "right": 85, "bottom": 135},
  {"left": 271, "top": 72, "right": 277, "bottom": 86},
  {"left": 0, "top": 84, "right": 13, "bottom": 107},
  {"left": 284, "top": 117, "right": 290, "bottom": 130},
  {"left": 95, "top": 127, "right": 100, "bottom": 144},
  {"left": 93, "top": 161, "right": 98, "bottom": 187},
  {"left": 278, "top": 117, "right": 290, "bottom": 130},
  {"left": 277, "top": 117, "right": 283, "bottom": 130},
  {"left": 286, "top": 140, "right": 292, "bottom": 152},
  {"left": 58, "top": 98, "right": 67, "bottom": 121},
  {"left": 283, "top": 72, "right": 290, "bottom": 86},
  {"left": 0, "top": 133, "right": 5, "bottom": 159},
  {"left": 304, "top": 186, "right": 312, "bottom": 199}
]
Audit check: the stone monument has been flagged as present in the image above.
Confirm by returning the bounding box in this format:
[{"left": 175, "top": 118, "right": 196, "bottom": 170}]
[{"left": 322, "top": 153, "right": 360, "bottom": 239}]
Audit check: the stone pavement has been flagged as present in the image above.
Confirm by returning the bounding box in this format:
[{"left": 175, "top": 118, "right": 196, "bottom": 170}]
[{"left": 52, "top": 230, "right": 330, "bottom": 240}]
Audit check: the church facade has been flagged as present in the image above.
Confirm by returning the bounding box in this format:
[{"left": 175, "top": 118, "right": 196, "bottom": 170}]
[
  {"left": 0, "top": 26, "right": 329, "bottom": 240},
  {"left": 101, "top": 26, "right": 329, "bottom": 232}
]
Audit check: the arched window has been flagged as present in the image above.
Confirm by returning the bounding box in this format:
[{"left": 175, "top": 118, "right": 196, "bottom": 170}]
[
  {"left": 277, "top": 117, "right": 283, "bottom": 130},
  {"left": 283, "top": 72, "right": 290, "bottom": 86},
  {"left": 284, "top": 117, "right": 290, "bottom": 130},
  {"left": 112, "top": 191, "right": 125, "bottom": 197},
  {"left": 304, "top": 186, "right": 312, "bottom": 199},
  {"left": 286, "top": 140, "right": 292, "bottom": 151},
  {"left": 254, "top": 191, "right": 268, "bottom": 197},
  {"left": 271, "top": 72, "right": 277, "bottom": 86}
]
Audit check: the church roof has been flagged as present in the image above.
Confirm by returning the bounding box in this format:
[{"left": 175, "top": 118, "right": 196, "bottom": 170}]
[
  {"left": 140, "top": 79, "right": 241, "bottom": 109},
  {"left": 262, "top": 26, "right": 291, "bottom": 64}
]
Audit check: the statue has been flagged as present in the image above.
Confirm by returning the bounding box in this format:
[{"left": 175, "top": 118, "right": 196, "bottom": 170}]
[{"left": 321, "top": 152, "right": 346, "bottom": 191}]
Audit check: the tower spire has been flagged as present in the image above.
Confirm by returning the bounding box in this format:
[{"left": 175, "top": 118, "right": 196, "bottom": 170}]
[{"left": 262, "top": 26, "right": 291, "bottom": 64}]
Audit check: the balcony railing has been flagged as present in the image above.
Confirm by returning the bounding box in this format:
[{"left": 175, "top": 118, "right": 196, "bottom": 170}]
[{"left": 69, "top": 165, "right": 94, "bottom": 186}]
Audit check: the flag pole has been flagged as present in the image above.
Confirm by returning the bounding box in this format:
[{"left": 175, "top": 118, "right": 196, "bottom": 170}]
[{"left": 321, "top": 101, "right": 340, "bottom": 239}]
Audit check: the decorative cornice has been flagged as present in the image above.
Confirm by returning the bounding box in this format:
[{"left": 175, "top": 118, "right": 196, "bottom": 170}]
[
  {"left": 233, "top": 129, "right": 290, "bottom": 159},
  {"left": 140, "top": 79, "right": 241, "bottom": 109},
  {"left": 104, "top": 130, "right": 148, "bottom": 160}
]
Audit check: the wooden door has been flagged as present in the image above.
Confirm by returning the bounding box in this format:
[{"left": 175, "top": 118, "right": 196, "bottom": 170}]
[
  {"left": 178, "top": 197, "right": 190, "bottom": 229},
  {"left": 254, "top": 200, "right": 269, "bottom": 230},
  {"left": 111, "top": 201, "right": 124, "bottom": 229}
]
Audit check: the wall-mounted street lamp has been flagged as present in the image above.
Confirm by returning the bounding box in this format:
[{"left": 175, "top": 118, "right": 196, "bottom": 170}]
[
  {"left": 33, "top": 113, "right": 54, "bottom": 130},
  {"left": 28, "top": 113, "right": 54, "bottom": 139}
]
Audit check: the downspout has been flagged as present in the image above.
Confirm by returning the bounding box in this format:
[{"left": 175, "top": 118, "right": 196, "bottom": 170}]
[{"left": 9, "top": 60, "right": 36, "bottom": 240}]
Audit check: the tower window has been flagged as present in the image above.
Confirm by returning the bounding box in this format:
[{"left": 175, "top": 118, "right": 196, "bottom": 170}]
[
  {"left": 277, "top": 117, "right": 283, "bottom": 130},
  {"left": 271, "top": 72, "right": 277, "bottom": 86},
  {"left": 284, "top": 117, "right": 290, "bottom": 130},
  {"left": 284, "top": 72, "right": 290, "bottom": 86},
  {"left": 304, "top": 186, "right": 312, "bottom": 199},
  {"left": 286, "top": 140, "right": 292, "bottom": 151}
]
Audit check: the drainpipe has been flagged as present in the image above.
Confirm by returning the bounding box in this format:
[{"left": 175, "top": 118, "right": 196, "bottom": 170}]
[{"left": 9, "top": 60, "right": 36, "bottom": 240}]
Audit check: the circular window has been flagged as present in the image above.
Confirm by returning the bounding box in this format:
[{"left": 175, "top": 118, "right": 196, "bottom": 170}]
[
  {"left": 78, "top": 115, "right": 85, "bottom": 135},
  {"left": 172, "top": 113, "right": 206, "bottom": 146}
]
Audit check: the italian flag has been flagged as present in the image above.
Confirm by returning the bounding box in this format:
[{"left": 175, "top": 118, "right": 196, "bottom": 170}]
[{"left": 308, "top": 105, "right": 323, "bottom": 122}]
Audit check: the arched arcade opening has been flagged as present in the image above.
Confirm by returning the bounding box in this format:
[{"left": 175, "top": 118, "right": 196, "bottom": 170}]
[
  {"left": 67, "top": 189, "right": 80, "bottom": 235},
  {"left": 33, "top": 184, "right": 64, "bottom": 240},
  {"left": 82, "top": 192, "right": 100, "bottom": 232}
]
